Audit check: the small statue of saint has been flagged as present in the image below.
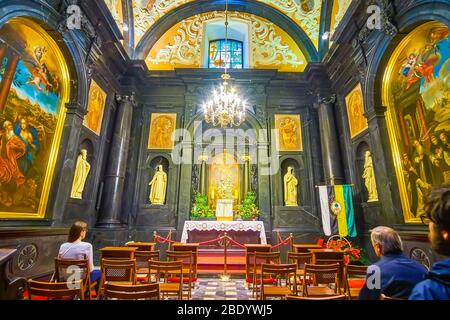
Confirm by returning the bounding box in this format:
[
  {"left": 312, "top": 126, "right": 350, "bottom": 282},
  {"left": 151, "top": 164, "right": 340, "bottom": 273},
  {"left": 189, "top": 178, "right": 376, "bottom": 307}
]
[
  {"left": 284, "top": 166, "right": 298, "bottom": 206},
  {"left": 362, "top": 151, "right": 379, "bottom": 202},
  {"left": 149, "top": 165, "right": 167, "bottom": 205},
  {"left": 70, "top": 149, "right": 91, "bottom": 199}
]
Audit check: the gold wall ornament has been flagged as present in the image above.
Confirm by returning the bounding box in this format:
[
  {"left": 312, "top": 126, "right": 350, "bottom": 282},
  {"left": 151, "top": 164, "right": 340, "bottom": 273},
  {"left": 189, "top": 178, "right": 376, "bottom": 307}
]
[
  {"left": 148, "top": 113, "right": 177, "bottom": 150},
  {"left": 149, "top": 165, "right": 167, "bottom": 205},
  {"left": 345, "top": 83, "right": 368, "bottom": 139},
  {"left": 83, "top": 80, "right": 107, "bottom": 135},
  {"left": 274, "top": 114, "right": 303, "bottom": 151},
  {"left": 382, "top": 21, "right": 450, "bottom": 223},
  {"left": 330, "top": 0, "right": 353, "bottom": 38},
  {"left": 105, "top": 0, "right": 124, "bottom": 34},
  {"left": 362, "top": 151, "right": 378, "bottom": 202},
  {"left": 70, "top": 149, "right": 91, "bottom": 200},
  {"left": 0, "top": 18, "right": 70, "bottom": 219},
  {"left": 284, "top": 166, "right": 299, "bottom": 206},
  {"left": 146, "top": 11, "right": 306, "bottom": 72}
]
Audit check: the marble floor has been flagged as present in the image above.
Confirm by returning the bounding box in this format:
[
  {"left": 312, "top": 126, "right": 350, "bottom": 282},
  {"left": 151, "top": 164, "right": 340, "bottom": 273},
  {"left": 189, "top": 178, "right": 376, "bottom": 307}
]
[{"left": 191, "top": 278, "right": 256, "bottom": 300}]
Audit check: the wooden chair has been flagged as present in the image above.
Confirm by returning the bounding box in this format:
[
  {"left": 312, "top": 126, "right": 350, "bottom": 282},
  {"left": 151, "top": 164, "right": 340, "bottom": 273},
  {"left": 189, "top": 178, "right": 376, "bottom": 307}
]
[
  {"left": 260, "top": 263, "right": 297, "bottom": 300},
  {"left": 99, "top": 258, "right": 136, "bottom": 298},
  {"left": 172, "top": 243, "right": 199, "bottom": 278},
  {"left": 344, "top": 265, "right": 368, "bottom": 300},
  {"left": 252, "top": 252, "right": 281, "bottom": 298},
  {"left": 303, "top": 263, "right": 341, "bottom": 297},
  {"left": 166, "top": 250, "right": 196, "bottom": 299},
  {"left": 287, "top": 294, "right": 348, "bottom": 300},
  {"left": 27, "top": 279, "right": 84, "bottom": 300},
  {"left": 104, "top": 283, "right": 160, "bottom": 300},
  {"left": 287, "top": 252, "right": 313, "bottom": 292},
  {"left": 54, "top": 258, "right": 97, "bottom": 300},
  {"left": 148, "top": 260, "right": 184, "bottom": 300},
  {"left": 245, "top": 244, "right": 272, "bottom": 290},
  {"left": 135, "top": 251, "right": 160, "bottom": 282},
  {"left": 126, "top": 242, "right": 156, "bottom": 252},
  {"left": 380, "top": 294, "right": 406, "bottom": 300}
]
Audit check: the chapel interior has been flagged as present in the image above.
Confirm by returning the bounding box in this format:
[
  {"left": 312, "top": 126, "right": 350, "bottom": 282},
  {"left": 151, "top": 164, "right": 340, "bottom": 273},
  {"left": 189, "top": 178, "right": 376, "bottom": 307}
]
[{"left": 0, "top": 0, "right": 449, "bottom": 301}]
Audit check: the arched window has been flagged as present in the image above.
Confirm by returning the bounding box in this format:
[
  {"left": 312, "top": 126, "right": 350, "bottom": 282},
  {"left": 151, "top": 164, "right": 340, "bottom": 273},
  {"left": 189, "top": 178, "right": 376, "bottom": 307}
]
[{"left": 208, "top": 39, "right": 243, "bottom": 69}]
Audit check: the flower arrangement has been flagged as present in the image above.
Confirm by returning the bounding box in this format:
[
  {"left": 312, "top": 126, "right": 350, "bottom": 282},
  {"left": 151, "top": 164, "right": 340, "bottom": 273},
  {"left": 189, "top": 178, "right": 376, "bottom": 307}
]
[
  {"left": 317, "top": 236, "right": 369, "bottom": 266},
  {"left": 237, "top": 192, "right": 260, "bottom": 220},
  {"left": 191, "top": 193, "right": 215, "bottom": 219}
]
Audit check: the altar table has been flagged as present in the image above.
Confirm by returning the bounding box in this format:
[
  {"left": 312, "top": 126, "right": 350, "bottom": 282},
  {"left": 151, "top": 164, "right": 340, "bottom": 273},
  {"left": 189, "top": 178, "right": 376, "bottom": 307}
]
[{"left": 181, "top": 220, "right": 267, "bottom": 245}]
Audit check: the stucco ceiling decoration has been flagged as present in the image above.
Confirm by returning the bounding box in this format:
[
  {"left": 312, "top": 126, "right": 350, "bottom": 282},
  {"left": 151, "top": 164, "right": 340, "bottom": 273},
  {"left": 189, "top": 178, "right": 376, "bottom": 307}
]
[
  {"left": 146, "top": 11, "right": 306, "bottom": 72},
  {"left": 132, "top": 0, "right": 321, "bottom": 49}
]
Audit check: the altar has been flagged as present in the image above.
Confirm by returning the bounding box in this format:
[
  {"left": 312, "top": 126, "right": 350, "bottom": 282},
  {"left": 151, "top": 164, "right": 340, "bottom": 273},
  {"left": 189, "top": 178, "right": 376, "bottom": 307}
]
[{"left": 181, "top": 220, "right": 267, "bottom": 246}]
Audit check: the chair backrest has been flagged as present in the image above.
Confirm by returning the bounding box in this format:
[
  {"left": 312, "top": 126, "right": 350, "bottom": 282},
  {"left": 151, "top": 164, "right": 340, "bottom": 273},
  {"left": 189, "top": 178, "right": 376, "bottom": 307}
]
[
  {"left": 126, "top": 242, "right": 156, "bottom": 252},
  {"left": 261, "top": 263, "right": 297, "bottom": 290},
  {"left": 148, "top": 260, "right": 183, "bottom": 283},
  {"left": 166, "top": 251, "right": 194, "bottom": 272},
  {"left": 172, "top": 244, "right": 198, "bottom": 275},
  {"left": 245, "top": 245, "right": 272, "bottom": 279},
  {"left": 54, "top": 258, "right": 90, "bottom": 283},
  {"left": 104, "top": 283, "right": 160, "bottom": 300},
  {"left": 135, "top": 251, "right": 160, "bottom": 269},
  {"left": 287, "top": 252, "right": 312, "bottom": 269},
  {"left": 380, "top": 294, "right": 406, "bottom": 301},
  {"left": 27, "top": 279, "right": 84, "bottom": 300},
  {"left": 304, "top": 263, "right": 340, "bottom": 287},
  {"left": 286, "top": 294, "right": 348, "bottom": 300},
  {"left": 101, "top": 258, "right": 136, "bottom": 284},
  {"left": 253, "top": 252, "right": 281, "bottom": 272}
]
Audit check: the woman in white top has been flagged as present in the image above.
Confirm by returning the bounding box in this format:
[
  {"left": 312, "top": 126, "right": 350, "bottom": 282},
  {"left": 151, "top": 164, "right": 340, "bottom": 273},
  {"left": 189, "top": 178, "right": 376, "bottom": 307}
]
[{"left": 58, "top": 221, "right": 101, "bottom": 292}]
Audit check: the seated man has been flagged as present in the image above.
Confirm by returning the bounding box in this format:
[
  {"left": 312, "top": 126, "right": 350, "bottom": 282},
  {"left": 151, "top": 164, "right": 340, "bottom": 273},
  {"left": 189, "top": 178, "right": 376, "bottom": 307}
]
[
  {"left": 358, "top": 226, "right": 427, "bottom": 300},
  {"left": 410, "top": 186, "right": 450, "bottom": 300}
]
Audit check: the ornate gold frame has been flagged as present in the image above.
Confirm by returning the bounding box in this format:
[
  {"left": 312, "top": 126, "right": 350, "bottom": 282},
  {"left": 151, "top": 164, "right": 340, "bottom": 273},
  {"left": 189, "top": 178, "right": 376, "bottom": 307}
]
[
  {"left": 382, "top": 21, "right": 443, "bottom": 224},
  {"left": 0, "top": 18, "right": 70, "bottom": 219}
]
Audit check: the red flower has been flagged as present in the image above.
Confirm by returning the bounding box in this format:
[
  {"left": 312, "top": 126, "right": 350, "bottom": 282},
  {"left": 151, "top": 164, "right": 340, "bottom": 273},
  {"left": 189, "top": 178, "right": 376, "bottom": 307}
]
[{"left": 317, "top": 239, "right": 325, "bottom": 247}]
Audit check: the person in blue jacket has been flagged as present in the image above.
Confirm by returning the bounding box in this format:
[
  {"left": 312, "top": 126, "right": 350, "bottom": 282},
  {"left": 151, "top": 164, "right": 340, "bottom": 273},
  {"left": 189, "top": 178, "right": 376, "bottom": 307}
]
[
  {"left": 358, "top": 226, "right": 427, "bottom": 300},
  {"left": 410, "top": 186, "right": 450, "bottom": 300}
]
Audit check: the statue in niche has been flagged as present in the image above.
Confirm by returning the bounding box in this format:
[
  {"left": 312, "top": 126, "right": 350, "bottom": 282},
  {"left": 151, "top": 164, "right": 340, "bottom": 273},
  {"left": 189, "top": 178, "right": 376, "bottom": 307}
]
[
  {"left": 70, "top": 149, "right": 91, "bottom": 199},
  {"left": 284, "top": 166, "right": 298, "bottom": 206},
  {"left": 149, "top": 165, "right": 167, "bottom": 205},
  {"left": 362, "top": 151, "right": 379, "bottom": 202}
]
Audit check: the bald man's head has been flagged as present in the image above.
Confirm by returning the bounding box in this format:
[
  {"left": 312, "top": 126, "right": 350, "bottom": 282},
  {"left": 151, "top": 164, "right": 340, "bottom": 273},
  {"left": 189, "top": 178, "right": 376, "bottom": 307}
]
[{"left": 370, "top": 226, "right": 404, "bottom": 257}]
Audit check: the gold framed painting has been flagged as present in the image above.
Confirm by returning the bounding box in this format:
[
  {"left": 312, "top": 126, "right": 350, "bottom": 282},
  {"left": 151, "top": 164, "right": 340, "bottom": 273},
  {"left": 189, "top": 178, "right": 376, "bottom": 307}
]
[
  {"left": 148, "top": 113, "right": 177, "bottom": 150},
  {"left": 274, "top": 114, "right": 303, "bottom": 152},
  {"left": 0, "top": 18, "right": 70, "bottom": 219},
  {"left": 83, "top": 80, "right": 107, "bottom": 135},
  {"left": 345, "top": 83, "right": 368, "bottom": 139},
  {"left": 382, "top": 21, "right": 449, "bottom": 223}
]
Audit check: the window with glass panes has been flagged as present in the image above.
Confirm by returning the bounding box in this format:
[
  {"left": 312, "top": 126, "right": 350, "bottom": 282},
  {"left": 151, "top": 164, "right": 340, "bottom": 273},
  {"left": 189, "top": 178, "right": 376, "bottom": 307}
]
[{"left": 208, "top": 39, "right": 243, "bottom": 69}]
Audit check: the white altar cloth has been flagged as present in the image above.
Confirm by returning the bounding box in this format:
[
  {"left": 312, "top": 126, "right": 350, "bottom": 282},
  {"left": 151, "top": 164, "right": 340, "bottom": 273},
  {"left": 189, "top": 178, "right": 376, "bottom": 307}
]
[{"left": 181, "top": 220, "right": 267, "bottom": 245}]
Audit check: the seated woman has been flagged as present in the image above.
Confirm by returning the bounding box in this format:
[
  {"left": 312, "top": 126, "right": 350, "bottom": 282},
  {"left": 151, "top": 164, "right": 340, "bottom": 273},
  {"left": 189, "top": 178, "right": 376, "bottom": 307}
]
[{"left": 58, "top": 221, "right": 101, "bottom": 294}]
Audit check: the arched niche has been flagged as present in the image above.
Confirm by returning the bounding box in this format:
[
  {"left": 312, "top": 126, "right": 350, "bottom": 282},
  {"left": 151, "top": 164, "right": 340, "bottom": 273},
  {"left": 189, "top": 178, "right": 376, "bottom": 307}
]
[
  {"left": 355, "top": 141, "right": 371, "bottom": 202},
  {"left": 148, "top": 156, "right": 170, "bottom": 205},
  {"left": 79, "top": 139, "right": 95, "bottom": 165}
]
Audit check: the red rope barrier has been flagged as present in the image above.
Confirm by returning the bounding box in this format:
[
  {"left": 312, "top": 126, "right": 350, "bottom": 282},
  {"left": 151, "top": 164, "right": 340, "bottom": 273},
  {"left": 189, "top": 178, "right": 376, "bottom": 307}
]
[
  {"left": 197, "top": 236, "right": 224, "bottom": 246},
  {"left": 155, "top": 235, "right": 177, "bottom": 244},
  {"left": 227, "top": 237, "right": 246, "bottom": 248}
]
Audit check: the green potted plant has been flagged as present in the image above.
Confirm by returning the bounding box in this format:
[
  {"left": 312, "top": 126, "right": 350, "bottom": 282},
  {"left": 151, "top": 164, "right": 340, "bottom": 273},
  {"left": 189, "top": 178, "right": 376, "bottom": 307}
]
[
  {"left": 237, "top": 192, "right": 260, "bottom": 221},
  {"left": 191, "top": 193, "right": 215, "bottom": 220}
]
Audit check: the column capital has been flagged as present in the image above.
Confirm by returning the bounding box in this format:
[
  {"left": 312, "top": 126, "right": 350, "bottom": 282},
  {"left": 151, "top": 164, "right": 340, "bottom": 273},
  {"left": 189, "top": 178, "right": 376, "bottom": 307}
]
[
  {"left": 317, "top": 93, "right": 337, "bottom": 105},
  {"left": 364, "top": 105, "right": 388, "bottom": 122},
  {"left": 116, "top": 93, "right": 136, "bottom": 105}
]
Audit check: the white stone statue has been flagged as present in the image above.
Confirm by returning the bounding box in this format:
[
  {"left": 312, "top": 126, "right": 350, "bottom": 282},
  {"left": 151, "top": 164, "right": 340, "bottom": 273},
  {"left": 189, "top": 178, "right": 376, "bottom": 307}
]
[
  {"left": 70, "top": 149, "right": 91, "bottom": 199},
  {"left": 149, "top": 165, "right": 167, "bottom": 205},
  {"left": 362, "top": 151, "right": 379, "bottom": 202},
  {"left": 284, "top": 166, "right": 298, "bottom": 206}
]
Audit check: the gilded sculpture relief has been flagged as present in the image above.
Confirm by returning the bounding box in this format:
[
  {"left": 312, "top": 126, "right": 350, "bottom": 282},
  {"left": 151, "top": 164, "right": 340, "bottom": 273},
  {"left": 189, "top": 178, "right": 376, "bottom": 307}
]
[
  {"left": 275, "top": 115, "right": 303, "bottom": 151},
  {"left": 70, "top": 149, "right": 91, "bottom": 199},
  {"left": 346, "top": 83, "right": 368, "bottom": 139},
  {"left": 148, "top": 113, "right": 177, "bottom": 150},
  {"left": 83, "top": 80, "right": 106, "bottom": 135}
]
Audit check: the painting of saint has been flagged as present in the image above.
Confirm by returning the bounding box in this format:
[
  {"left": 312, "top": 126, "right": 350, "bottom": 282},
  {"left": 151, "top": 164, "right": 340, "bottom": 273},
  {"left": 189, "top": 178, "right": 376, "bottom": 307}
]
[
  {"left": 384, "top": 21, "right": 449, "bottom": 222},
  {"left": 83, "top": 81, "right": 106, "bottom": 135},
  {"left": 0, "top": 18, "right": 69, "bottom": 218},
  {"left": 274, "top": 115, "right": 303, "bottom": 151},
  {"left": 345, "top": 83, "right": 368, "bottom": 139},
  {"left": 148, "top": 113, "right": 177, "bottom": 150}
]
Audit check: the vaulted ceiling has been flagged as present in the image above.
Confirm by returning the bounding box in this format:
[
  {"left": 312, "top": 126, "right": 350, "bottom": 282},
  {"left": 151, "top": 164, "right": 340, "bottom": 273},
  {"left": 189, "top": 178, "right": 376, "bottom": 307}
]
[{"left": 104, "top": 0, "right": 354, "bottom": 70}]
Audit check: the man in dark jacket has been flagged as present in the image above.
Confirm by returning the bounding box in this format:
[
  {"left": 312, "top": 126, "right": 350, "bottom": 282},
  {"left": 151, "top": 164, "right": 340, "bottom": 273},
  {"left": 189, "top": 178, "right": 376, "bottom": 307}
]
[
  {"left": 358, "top": 226, "right": 427, "bottom": 300},
  {"left": 410, "top": 186, "right": 450, "bottom": 300}
]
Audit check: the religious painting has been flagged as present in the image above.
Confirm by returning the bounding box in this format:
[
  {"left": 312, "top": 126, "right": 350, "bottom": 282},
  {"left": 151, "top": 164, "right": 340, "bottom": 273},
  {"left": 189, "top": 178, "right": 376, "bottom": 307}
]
[
  {"left": 148, "top": 113, "right": 177, "bottom": 150},
  {"left": 274, "top": 114, "right": 303, "bottom": 151},
  {"left": 0, "top": 18, "right": 70, "bottom": 218},
  {"left": 208, "top": 150, "right": 240, "bottom": 210},
  {"left": 383, "top": 21, "right": 449, "bottom": 223},
  {"left": 83, "top": 80, "right": 106, "bottom": 135},
  {"left": 345, "top": 83, "right": 368, "bottom": 138}
]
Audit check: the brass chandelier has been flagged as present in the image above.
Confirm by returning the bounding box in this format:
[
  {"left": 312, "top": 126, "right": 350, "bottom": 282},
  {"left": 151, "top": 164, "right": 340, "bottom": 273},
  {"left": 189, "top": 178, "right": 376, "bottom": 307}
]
[{"left": 203, "top": 0, "right": 247, "bottom": 128}]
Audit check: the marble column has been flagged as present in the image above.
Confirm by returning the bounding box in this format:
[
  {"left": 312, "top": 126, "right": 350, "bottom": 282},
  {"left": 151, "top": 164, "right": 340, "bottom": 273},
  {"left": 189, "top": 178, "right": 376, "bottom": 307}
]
[
  {"left": 242, "top": 155, "right": 251, "bottom": 196},
  {"left": 0, "top": 52, "right": 19, "bottom": 112},
  {"left": 97, "top": 94, "right": 134, "bottom": 228},
  {"left": 316, "top": 94, "right": 345, "bottom": 185},
  {"left": 198, "top": 155, "right": 208, "bottom": 195}
]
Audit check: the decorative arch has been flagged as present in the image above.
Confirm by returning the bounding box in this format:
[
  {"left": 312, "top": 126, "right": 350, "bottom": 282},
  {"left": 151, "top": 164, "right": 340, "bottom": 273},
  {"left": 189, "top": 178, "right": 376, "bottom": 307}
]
[{"left": 134, "top": 0, "right": 319, "bottom": 62}]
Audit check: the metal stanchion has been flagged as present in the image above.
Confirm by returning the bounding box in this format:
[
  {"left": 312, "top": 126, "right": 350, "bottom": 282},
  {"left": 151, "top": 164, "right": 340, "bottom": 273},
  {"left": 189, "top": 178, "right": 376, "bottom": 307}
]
[{"left": 220, "top": 233, "right": 231, "bottom": 282}]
